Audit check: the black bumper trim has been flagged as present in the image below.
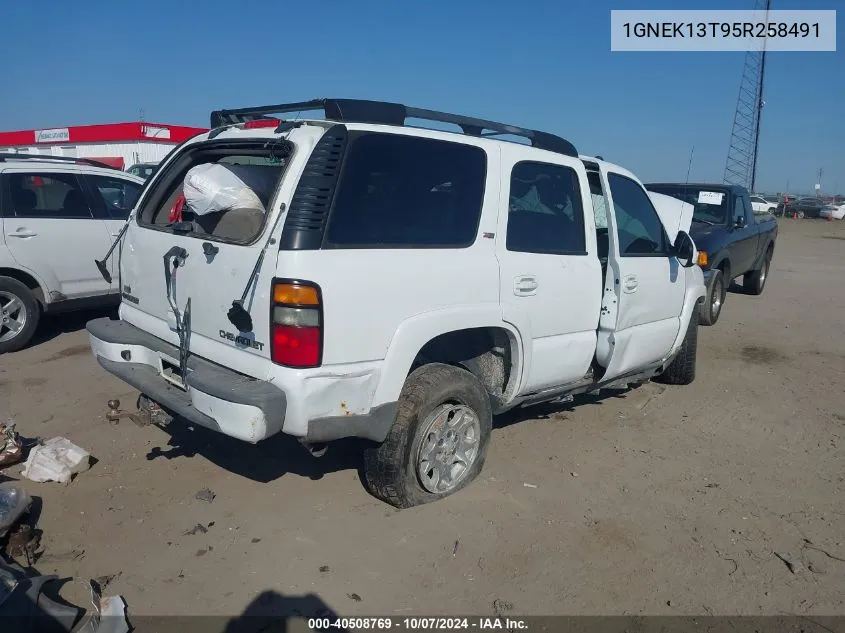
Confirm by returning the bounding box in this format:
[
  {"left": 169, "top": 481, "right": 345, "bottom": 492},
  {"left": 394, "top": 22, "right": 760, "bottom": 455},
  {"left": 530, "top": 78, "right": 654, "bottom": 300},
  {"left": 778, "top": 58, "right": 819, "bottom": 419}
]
[
  {"left": 87, "top": 317, "right": 286, "bottom": 427},
  {"left": 305, "top": 402, "right": 398, "bottom": 444},
  {"left": 96, "top": 356, "right": 222, "bottom": 432}
]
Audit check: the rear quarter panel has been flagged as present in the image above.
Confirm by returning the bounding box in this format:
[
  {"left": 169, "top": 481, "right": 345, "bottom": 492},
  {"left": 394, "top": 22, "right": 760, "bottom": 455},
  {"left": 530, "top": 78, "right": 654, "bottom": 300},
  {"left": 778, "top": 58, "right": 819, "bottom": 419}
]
[{"left": 280, "top": 144, "right": 503, "bottom": 366}]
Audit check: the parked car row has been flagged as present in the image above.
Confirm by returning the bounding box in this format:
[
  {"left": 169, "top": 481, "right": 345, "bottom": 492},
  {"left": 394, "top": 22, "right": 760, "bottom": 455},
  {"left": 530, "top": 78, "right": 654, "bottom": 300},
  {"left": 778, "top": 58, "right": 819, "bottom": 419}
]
[
  {"left": 775, "top": 197, "right": 829, "bottom": 219},
  {"left": 0, "top": 98, "right": 780, "bottom": 508}
]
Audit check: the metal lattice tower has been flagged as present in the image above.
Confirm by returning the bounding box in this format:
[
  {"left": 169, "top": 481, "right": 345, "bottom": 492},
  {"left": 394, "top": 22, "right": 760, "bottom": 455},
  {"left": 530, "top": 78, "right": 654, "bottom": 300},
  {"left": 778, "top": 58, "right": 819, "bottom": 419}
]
[{"left": 723, "top": 0, "right": 771, "bottom": 192}]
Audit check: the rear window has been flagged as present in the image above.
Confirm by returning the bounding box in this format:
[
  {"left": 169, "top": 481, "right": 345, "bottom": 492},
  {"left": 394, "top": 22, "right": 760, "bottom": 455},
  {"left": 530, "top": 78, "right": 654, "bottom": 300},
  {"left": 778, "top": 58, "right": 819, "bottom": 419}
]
[
  {"left": 325, "top": 133, "right": 487, "bottom": 248},
  {"left": 646, "top": 184, "right": 729, "bottom": 226},
  {"left": 137, "top": 142, "right": 291, "bottom": 244}
]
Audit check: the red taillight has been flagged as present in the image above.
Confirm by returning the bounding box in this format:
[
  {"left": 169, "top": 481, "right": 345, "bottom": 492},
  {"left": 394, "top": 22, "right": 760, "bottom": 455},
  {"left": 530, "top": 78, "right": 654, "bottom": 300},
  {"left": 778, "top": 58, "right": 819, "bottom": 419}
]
[
  {"left": 271, "top": 325, "right": 321, "bottom": 367},
  {"left": 243, "top": 118, "right": 280, "bottom": 129},
  {"left": 270, "top": 280, "right": 322, "bottom": 368}
]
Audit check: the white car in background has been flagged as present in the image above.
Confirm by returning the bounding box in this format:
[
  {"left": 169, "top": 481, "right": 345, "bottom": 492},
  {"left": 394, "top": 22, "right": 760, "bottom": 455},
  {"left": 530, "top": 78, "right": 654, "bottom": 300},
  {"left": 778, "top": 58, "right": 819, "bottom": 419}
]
[
  {"left": 749, "top": 195, "right": 778, "bottom": 214},
  {"left": 0, "top": 154, "right": 145, "bottom": 352},
  {"left": 821, "top": 203, "right": 845, "bottom": 220}
]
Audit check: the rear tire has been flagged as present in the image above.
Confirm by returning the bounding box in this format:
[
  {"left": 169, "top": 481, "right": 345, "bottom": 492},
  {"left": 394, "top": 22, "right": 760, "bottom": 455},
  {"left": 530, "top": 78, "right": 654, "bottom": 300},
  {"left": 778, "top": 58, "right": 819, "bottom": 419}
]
[
  {"left": 0, "top": 277, "right": 40, "bottom": 354},
  {"left": 656, "top": 303, "right": 700, "bottom": 386},
  {"left": 744, "top": 249, "right": 772, "bottom": 296},
  {"left": 699, "top": 271, "right": 725, "bottom": 326},
  {"left": 363, "top": 363, "right": 492, "bottom": 509}
]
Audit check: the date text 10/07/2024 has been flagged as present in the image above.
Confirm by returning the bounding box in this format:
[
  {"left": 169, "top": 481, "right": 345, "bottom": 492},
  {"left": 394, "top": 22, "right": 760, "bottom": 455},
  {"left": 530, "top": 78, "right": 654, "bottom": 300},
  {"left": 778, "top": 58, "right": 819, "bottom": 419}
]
[
  {"left": 622, "top": 22, "right": 820, "bottom": 38},
  {"left": 308, "top": 617, "right": 529, "bottom": 631}
]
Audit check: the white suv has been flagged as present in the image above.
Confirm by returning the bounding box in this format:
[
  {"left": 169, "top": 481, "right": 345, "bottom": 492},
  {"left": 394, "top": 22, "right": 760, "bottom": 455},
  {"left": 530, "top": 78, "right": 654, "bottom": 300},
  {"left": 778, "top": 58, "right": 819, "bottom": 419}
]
[
  {"left": 0, "top": 155, "right": 145, "bottom": 352},
  {"left": 86, "top": 99, "right": 705, "bottom": 507}
]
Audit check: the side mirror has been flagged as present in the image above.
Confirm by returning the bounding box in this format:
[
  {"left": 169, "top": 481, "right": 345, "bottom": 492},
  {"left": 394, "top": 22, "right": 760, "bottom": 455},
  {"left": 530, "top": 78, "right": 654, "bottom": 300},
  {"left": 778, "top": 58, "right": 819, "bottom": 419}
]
[{"left": 673, "top": 231, "right": 696, "bottom": 268}]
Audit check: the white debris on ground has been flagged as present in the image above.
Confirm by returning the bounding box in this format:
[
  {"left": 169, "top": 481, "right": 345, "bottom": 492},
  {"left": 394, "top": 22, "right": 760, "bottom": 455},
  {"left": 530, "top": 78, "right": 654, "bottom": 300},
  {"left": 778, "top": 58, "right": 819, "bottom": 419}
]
[{"left": 20, "top": 437, "right": 91, "bottom": 484}]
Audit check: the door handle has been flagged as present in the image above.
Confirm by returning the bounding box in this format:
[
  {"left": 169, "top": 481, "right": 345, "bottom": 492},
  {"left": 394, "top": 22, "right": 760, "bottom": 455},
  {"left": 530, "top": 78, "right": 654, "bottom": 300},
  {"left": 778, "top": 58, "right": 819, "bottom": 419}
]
[
  {"left": 513, "top": 276, "right": 538, "bottom": 296},
  {"left": 622, "top": 274, "right": 638, "bottom": 293},
  {"left": 7, "top": 229, "right": 37, "bottom": 238}
]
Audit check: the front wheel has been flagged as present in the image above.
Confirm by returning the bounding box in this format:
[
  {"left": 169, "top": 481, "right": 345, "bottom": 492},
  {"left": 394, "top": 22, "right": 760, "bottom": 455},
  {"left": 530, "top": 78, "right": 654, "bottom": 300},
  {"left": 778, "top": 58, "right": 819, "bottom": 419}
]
[
  {"left": 0, "top": 277, "right": 41, "bottom": 354},
  {"left": 363, "top": 363, "right": 492, "bottom": 508},
  {"left": 656, "top": 303, "right": 700, "bottom": 386}
]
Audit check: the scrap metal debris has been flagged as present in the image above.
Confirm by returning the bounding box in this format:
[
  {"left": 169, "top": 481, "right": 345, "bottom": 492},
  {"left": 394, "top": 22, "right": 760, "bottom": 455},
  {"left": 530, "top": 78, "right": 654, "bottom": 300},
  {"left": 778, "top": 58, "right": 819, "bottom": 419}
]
[
  {"left": 183, "top": 524, "right": 208, "bottom": 536},
  {"left": 4, "top": 523, "right": 42, "bottom": 566},
  {"left": 0, "top": 422, "right": 23, "bottom": 468},
  {"left": 21, "top": 437, "right": 91, "bottom": 484},
  {"left": 77, "top": 578, "right": 130, "bottom": 633},
  {"left": 195, "top": 488, "right": 215, "bottom": 503},
  {"left": 346, "top": 593, "right": 362, "bottom": 602}
]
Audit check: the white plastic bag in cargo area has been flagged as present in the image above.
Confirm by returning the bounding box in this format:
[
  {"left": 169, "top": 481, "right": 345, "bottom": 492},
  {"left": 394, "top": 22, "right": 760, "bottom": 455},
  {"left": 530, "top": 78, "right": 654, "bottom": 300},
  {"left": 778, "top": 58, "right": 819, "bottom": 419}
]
[
  {"left": 21, "top": 437, "right": 91, "bottom": 483},
  {"left": 182, "top": 163, "right": 279, "bottom": 217}
]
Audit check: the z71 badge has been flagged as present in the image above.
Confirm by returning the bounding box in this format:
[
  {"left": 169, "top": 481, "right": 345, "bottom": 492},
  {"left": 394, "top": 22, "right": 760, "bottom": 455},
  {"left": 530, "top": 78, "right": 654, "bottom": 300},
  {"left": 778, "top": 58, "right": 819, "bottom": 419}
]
[{"left": 219, "top": 330, "right": 264, "bottom": 351}]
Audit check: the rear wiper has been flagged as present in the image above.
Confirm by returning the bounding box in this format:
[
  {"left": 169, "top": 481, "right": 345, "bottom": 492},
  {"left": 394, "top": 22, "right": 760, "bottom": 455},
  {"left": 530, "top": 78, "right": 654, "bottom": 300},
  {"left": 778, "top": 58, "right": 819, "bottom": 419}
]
[{"left": 226, "top": 203, "right": 287, "bottom": 333}]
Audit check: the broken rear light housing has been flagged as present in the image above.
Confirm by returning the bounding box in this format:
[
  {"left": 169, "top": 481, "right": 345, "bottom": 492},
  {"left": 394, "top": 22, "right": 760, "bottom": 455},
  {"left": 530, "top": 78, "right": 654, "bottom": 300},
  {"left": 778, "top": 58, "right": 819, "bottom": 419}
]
[{"left": 270, "top": 279, "right": 322, "bottom": 368}]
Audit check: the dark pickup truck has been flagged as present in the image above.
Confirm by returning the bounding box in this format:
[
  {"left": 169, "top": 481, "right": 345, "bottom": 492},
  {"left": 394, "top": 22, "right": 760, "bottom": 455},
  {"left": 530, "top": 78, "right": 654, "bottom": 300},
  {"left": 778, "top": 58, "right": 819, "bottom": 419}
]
[{"left": 645, "top": 183, "right": 778, "bottom": 326}]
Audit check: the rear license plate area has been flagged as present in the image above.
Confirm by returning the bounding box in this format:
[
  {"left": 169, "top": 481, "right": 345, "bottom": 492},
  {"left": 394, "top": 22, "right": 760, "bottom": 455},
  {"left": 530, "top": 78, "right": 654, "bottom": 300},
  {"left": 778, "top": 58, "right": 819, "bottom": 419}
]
[{"left": 159, "top": 356, "right": 187, "bottom": 390}]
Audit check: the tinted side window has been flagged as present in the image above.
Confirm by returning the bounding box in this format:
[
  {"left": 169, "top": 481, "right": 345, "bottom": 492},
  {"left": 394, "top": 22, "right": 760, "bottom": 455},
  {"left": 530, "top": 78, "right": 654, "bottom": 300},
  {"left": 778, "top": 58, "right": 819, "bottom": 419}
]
[
  {"left": 325, "top": 133, "right": 487, "bottom": 248},
  {"left": 506, "top": 161, "right": 586, "bottom": 254},
  {"left": 87, "top": 175, "right": 143, "bottom": 220},
  {"left": 607, "top": 173, "right": 667, "bottom": 256},
  {"left": 7, "top": 173, "right": 93, "bottom": 219}
]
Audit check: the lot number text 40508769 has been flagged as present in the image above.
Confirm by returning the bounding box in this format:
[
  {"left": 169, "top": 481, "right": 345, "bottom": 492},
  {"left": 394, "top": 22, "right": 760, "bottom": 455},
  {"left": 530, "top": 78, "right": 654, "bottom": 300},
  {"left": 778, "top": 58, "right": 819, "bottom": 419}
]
[{"left": 308, "top": 617, "right": 528, "bottom": 631}]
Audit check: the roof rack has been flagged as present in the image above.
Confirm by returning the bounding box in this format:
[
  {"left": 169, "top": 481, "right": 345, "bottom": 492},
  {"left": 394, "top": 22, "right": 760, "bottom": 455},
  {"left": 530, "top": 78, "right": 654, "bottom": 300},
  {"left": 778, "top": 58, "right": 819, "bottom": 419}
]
[
  {"left": 0, "top": 153, "right": 116, "bottom": 170},
  {"left": 209, "top": 98, "right": 578, "bottom": 157}
]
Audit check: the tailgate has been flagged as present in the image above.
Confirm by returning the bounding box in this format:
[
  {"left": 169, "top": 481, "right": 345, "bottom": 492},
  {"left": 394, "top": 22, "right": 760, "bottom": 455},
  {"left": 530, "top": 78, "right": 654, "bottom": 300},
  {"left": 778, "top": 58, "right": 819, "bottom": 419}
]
[{"left": 118, "top": 137, "right": 295, "bottom": 378}]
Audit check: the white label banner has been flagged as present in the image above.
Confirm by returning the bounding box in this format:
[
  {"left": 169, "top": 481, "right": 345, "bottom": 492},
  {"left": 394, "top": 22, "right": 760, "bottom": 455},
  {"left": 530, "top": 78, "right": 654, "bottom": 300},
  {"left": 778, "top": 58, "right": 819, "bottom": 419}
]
[
  {"left": 34, "top": 128, "right": 70, "bottom": 143},
  {"left": 698, "top": 191, "right": 725, "bottom": 205},
  {"left": 611, "top": 10, "right": 836, "bottom": 51}
]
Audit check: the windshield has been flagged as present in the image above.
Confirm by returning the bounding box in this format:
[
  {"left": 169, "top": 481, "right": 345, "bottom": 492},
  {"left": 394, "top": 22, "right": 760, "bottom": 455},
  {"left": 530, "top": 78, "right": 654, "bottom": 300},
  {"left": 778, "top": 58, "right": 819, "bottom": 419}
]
[{"left": 646, "top": 185, "right": 728, "bottom": 226}]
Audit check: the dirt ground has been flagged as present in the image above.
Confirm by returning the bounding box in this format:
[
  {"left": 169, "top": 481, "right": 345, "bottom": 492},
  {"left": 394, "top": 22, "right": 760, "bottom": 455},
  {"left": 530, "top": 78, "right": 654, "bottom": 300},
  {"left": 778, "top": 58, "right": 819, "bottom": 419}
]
[{"left": 2, "top": 218, "right": 844, "bottom": 622}]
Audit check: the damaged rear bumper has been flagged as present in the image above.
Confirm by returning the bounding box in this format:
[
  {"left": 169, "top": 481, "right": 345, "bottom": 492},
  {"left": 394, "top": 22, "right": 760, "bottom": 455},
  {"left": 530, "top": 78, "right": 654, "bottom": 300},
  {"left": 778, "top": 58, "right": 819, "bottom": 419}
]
[
  {"left": 87, "top": 318, "right": 285, "bottom": 443},
  {"left": 86, "top": 317, "right": 397, "bottom": 444}
]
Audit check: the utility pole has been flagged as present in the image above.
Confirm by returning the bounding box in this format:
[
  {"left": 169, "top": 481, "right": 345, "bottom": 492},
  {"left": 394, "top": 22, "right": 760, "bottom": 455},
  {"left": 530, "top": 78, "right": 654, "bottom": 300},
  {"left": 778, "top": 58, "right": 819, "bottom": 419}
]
[
  {"left": 817, "top": 167, "right": 823, "bottom": 197},
  {"left": 723, "top": 0, "right": 770, "bottom": 192}
]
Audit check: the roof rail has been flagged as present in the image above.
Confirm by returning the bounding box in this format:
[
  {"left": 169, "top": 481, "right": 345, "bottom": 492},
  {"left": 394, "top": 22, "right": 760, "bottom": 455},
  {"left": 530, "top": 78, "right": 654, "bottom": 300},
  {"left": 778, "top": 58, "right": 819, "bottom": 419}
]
[
  {"left": 0, "top": 153, "right": 116, "bottom": 170},
  {"left": 209, "top": 98, "right": 578, "bottom": 157}
]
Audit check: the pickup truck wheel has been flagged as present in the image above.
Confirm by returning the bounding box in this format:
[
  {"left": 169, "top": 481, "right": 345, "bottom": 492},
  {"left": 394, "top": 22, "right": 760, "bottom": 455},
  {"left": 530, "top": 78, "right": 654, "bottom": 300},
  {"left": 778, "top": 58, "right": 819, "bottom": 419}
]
[
  {"left": 0, "top": 277, "right": 40, "bottom": 354},
  {"left": 363, "top": 363, "right": 492, "bottom": 509},
  {"left": 656, "top": 303, "right": 699, "bottom": 386},
  {"left": 744, "top": 251, "right": 772, "bottom": 295},
  {"left": 699, "top": 272, "right": 725, "bottom": 326}
]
